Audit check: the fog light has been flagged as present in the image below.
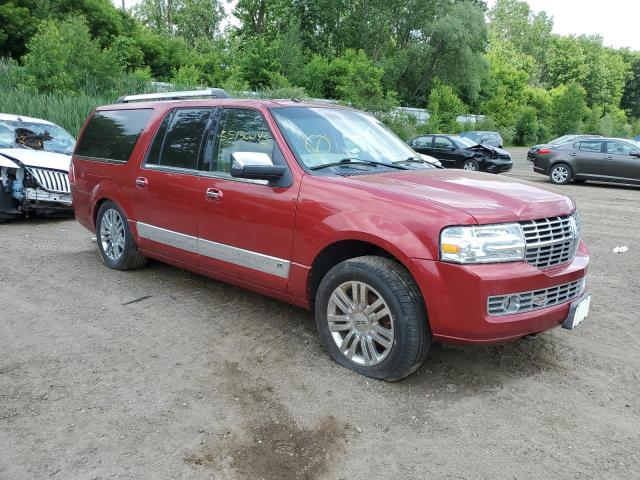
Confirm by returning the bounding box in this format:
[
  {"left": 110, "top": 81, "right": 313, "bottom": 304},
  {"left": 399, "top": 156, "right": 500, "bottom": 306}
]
[{"left": 502, "top": 295, "right": 521, "bottom": 314}]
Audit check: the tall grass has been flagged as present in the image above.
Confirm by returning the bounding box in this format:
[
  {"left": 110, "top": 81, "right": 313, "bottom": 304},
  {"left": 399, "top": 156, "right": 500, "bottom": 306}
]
[
  {"left": 0, "top": 58, "right": 153, "bottom": 136},
  {"left": 0, "top": 90, "right": 110, "bottom": 136}
]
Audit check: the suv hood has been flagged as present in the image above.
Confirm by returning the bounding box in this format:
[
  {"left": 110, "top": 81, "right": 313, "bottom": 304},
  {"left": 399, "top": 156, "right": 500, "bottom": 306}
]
[
  {"left": 0, "top": 148, "right": 71, "bottom": 171},
  {"left": 345, "top": 169, "right": 574, "bottom": 224}
]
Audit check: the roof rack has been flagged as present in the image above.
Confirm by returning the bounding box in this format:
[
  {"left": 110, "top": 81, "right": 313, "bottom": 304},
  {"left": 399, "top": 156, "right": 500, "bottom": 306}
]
[{"left": 116, "top": 88, "right": 231, "bottom": 103}]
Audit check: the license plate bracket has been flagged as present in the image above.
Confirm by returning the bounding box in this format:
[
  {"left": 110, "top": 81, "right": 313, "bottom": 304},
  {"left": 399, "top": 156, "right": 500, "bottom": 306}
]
[{"left": 562, "top": 294, "right": 591, "bottom": 330}]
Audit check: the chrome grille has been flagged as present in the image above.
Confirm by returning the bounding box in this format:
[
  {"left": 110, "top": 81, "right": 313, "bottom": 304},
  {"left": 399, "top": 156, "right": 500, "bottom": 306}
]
[
  {"left": 27, "top": 168, "right": 70, "bottom": 194},
  {"left": 521, "top": 215, "right": 577, "bottom": 268},
  {"left": 488, "top": 278, "right": 585, "bottom": 316}
]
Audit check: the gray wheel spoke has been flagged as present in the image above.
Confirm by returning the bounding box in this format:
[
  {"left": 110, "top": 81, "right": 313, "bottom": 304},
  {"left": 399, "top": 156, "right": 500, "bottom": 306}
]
[
  {"left": 331, "top": 289, "right": 354, "bottom": 314},
  {"left": 371, "top": 307, "right": 390, "bottom": 322},
  {"left": 328, "top": 314, "right": 350, "bottom": 332},
  {"left": 371, "top": 324, "right": 393, "bottom": 349},
  {"left": 346, "top": 334, "right": 359, "bottom": 359},
  {"left": 340, "top": 330, "right": 355, "bottom": 352},
  {"left": 363, "top": 297, "right": 383, "bottom": 316}
]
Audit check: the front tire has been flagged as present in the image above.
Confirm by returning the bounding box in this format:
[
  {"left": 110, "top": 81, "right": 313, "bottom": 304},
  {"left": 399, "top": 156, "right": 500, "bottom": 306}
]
[
  {"left": 315, "top": 256, "right": 431, "bottom": 381},
  {"left": 549, "top": 163, "right": 572, "bottom": 185},
  {"left": 96, "top": 201, "right": 147, "bottom": 270},
  {"left": 462, "top": 159, "right": 480, "bottom": 171}
]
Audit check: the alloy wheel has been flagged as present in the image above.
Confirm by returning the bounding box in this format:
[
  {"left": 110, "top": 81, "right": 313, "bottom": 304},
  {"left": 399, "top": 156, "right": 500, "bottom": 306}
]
[
  {"left": 100, "top": 208, "right": 125, "bottom": 261},
  {"left": 551, "top": 165, "right": 569, "bottom": 183},
  {"left": 327, "top": 281, "right": 395, "bottom": 366},
  {"left": 463, "top": 160, "right": 478, "bottom": 171}
]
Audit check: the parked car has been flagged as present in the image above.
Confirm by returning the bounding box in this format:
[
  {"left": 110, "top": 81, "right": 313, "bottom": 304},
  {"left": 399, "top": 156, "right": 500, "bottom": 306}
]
[
  {"left": 527, "top": 135, "right": 603, "bottom": 161},
  {"left": 460, "top": 130, "right": 504, "bottom": 148},
  {"left": 71, "top": 90, "right": 590, "bottom": 381},
  {"left": 0, "top": 114, "right": 76, "bottom": 220},
  {"left": 408, "top": 134, "right": 512, "bottom": 173},
  {"left": 532, "top": 137, "right": 640, "bottom": 185}
]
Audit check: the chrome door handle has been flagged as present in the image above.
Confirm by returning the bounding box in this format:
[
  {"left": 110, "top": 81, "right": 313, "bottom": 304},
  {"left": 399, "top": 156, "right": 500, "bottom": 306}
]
[
  {"left": 205, "top": 188, "right": 223, "bottom": 200},
  {"left": 135, "top": 177, "right": 148, "bottom": 188},
  {"left": 569, "top": 153, "right": 577, "bottom": 156}
]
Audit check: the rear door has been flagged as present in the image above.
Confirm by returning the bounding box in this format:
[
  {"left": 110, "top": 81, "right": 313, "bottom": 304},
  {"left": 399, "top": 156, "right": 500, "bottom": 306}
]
[
  {"left": 603, "top": 140, "right": 640, "bottom": 182},
  {"left": 134, "top": 107, "right": 213, "bottom": 264},
  {"left": 195, "top": 107, "right": 299, "bottom": 292},
  {"left": 409, "top": 136, "right": 434, "bottom": 155},
  {"left": 571, "top": 140, "right": 604, "bottom": 177}
]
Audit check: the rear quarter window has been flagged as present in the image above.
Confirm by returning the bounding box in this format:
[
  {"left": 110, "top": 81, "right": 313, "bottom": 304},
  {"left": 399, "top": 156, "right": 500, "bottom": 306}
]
[{"left": 75, "top": 109, "right": 153, "bottom": 162}]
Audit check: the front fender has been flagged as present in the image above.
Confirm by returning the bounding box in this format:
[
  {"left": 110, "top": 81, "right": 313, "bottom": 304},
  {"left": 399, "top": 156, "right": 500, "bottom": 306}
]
[{"left": 292, "top": 209, "right": 439, "bottom": 268}]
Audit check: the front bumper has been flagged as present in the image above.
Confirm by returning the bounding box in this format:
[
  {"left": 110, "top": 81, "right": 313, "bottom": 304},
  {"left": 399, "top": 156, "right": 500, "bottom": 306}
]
[
  {"left": 409, "top": 241, "right": 589, "bottom": 344},
  {"left": 485, "top": 160, "right": 513, "bottom": 173},
  {"left": 24, "top": 188, "right": 72, "bottom": 207}
]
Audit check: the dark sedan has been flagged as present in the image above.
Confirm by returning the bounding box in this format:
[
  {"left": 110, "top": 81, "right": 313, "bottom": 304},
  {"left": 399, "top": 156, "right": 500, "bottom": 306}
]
[
  {"left": 532, "top": 137, "right": 640, "bottom": 185},
  {"left": 527, "top": 134, "right": 603, "bottom": 161},
  {"left": 408, "top": 134, "right": 512, "bottom": 173}
]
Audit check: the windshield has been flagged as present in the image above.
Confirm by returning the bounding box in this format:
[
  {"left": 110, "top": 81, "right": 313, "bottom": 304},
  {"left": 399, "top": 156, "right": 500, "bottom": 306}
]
[
  {"left": 0, "top": 120, "right": 76, "bottom": 154},
  {"left": 461, "top": 132, "right": 482, "bottom": 141},
  {"left": 455, "top": 137, "right": 479, "bottom": 148},
  {"left": 271, "top": 107, "right": 423, "bottom": 170}
]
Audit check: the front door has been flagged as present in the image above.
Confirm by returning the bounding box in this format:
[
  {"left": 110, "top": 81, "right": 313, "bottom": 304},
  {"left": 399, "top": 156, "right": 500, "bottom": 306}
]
[
  {"left": 134, "top": 107, "right": 213, "bottom": 265},
  {"left": 196, "top": 107, "right": 299, "bottom": 292},
  {"left": 432, "top": 136, "right": 458, "bottom": 167}
]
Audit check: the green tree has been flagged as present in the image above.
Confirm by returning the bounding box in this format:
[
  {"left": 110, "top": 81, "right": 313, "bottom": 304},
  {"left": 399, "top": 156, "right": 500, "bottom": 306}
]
[
  {"left": 550, "top": 82, "right": 587, "bottom": 135},
  {"left": 21, "top": 16, "right": 122, "bottom": 94},
  {"left": 135, "top": 0, "right": 224, "bottom": 44},
  {"left": 426, "top": 82, "right": 466, "bottom": 133},
  {"left": 0, "top": 0, "right": 50, "bottom": 58}
]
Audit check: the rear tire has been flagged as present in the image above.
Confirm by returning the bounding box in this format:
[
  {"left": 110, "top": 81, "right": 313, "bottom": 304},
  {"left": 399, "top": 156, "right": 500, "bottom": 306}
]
[
  {"left": 96, "top": 201, "right": 147, "bottom": 270},
  {"left": 549, "top": 163, "right": 572, "bottom": 185},
  {"left": 315, "top": 256, "right": 431, "bottom": 381}
]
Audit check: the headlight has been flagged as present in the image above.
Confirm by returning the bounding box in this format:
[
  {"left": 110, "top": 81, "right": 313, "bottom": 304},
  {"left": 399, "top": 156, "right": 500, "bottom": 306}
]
[{"left": 440, "top": 223, "right": 526, "bottom": 264}]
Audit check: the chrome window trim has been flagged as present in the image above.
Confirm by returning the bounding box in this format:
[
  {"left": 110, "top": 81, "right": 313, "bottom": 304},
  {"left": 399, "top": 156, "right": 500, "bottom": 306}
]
[{"left": 136, "top": 222, "right": 290, "bottom": 278}]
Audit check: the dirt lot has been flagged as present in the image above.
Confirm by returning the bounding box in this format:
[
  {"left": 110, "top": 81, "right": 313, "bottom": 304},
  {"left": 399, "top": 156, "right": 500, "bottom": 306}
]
[{"left": 1, "top": 147, "right": 639, "bottom": 479}]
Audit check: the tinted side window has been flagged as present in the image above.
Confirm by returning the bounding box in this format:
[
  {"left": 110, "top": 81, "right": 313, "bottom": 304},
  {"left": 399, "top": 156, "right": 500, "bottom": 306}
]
[
  {"left": 206, "top": 109, "right": 274, "bottom": 174},
  {"left": 75, "top": 109, "right": 152, "bottom": 162},
  {"left": 606, "top": 141, "right": 636, "bottom": 155},
  {"left": 413, "top": 136, "right": 433, "bottom": 147},
  {"left": 578, "top": 141, "right": 603, "bottom": 153},
  {"left": 156, "top": 108, "right": 212, "bottom": 170},
  {"left": 145, "top": 112, "right": 173, "bottom": 166},
  {"left": 434, "top": 137, "right": 453, "bottom": 149}
]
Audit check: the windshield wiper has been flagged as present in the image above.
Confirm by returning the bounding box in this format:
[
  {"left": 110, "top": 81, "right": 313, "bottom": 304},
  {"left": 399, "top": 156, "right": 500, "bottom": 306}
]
[
  {"left": 393, "top": 156, "right": 426, "bottom": 165},
  {"left": 310, "top": 158, "right": 408, "bottom": 171}
]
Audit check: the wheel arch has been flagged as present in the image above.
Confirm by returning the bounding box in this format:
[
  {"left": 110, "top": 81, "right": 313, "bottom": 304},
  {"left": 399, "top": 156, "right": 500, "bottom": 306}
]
[{"left": 307, "top": 239, "right": 420, "bottom": 304}]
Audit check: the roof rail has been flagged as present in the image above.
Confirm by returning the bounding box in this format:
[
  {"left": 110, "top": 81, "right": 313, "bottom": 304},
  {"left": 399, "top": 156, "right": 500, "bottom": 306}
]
[{"left": 116, "top": 88, "right": 231, "bottom": 103}]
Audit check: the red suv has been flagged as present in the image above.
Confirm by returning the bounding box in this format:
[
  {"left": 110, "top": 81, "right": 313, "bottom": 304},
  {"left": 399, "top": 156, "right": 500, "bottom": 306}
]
[{"left": 70, "top": 90, "right": 591, "bottom": 381}]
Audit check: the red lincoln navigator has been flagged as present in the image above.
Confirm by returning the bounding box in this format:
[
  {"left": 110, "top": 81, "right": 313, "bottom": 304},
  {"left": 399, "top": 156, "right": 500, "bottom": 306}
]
[{"left": 70, "top": 89, "right": 590, "bottom": 381}]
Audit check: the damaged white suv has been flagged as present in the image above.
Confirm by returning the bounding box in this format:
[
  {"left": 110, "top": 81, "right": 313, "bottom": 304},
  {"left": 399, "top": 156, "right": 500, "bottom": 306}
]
[{"left": 0, "top": 113, "right": 76, "bottom": 221}]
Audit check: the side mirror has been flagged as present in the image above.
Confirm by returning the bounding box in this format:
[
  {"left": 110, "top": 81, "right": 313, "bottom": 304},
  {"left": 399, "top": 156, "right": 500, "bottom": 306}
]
[
  {"left": 230, "top": 152, "right": 286, "bottom": 180},
  {"left": 630, "top": 151, "right": 640, "bottom": 158}
]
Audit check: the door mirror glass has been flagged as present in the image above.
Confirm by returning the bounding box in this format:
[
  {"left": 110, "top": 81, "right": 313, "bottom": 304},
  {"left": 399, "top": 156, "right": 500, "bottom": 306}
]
[
  {"left": 630, "top": 151, "right": 640, "bottom": 158},
  {"left": 230, "top": 152, "right": 286, "bottom": 180}
]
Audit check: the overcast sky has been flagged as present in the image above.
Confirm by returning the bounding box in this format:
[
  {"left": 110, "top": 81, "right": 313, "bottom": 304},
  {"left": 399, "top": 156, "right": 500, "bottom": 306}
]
[{"left": 114, "top": 0, "right": 640, "bottom": 51}]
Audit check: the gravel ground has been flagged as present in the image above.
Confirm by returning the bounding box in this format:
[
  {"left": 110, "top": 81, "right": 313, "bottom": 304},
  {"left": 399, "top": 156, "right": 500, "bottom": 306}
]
[{"left": 1, "top": 147, "right": 639, "bottom": 479}]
